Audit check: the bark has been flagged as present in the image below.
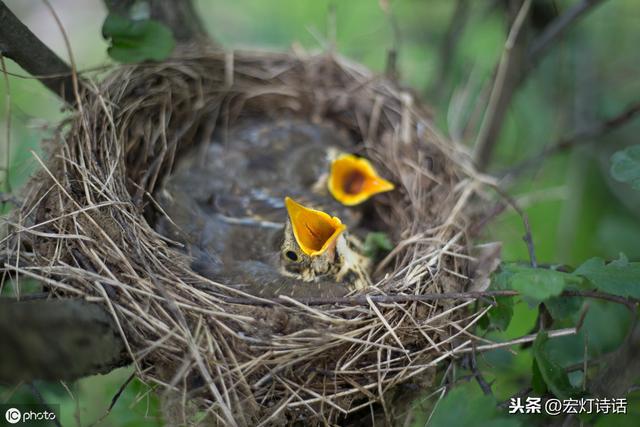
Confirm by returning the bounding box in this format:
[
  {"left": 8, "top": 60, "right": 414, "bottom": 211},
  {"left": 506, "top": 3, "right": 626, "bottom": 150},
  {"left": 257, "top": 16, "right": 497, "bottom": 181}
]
[
  {"left": 0, "top": 1, "right": 80, "bottom": 104},
  {"left": 0, "top": 298, "right": 129, "bottom": 383}
]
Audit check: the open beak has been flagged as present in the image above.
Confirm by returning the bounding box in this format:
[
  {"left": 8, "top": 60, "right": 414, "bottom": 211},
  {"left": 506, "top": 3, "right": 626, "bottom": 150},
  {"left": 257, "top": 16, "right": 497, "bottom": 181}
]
[
  {"left": 328, "top": 154, "right": 395, "bottom": 206},
  {"left": 285, "top": 197, "right": 346, "bottom": 257}
]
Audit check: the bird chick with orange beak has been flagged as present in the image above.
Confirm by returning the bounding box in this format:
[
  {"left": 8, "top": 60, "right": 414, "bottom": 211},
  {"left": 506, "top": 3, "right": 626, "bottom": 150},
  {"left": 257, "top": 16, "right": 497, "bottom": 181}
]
[
  {"left": 280, "top": 153, "right": 395, "bottom": 290},
  {"left": 156, "top": 121, "right": 395, "bottom": 292},
  {"left": 325, "top": 151, "right": 395, "bottom": 206},
  {"left": 280, "top": 197, "right": 372, "bottom": 290}
]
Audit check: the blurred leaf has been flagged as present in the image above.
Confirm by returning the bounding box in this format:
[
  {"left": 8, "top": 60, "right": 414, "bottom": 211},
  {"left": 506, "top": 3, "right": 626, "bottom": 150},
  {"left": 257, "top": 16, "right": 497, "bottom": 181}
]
[
  {"left": 487, "top": 297, "right": 515, "bottom": 331},
  {"left": 102, "top": 14, "right": 175, "bottom": 63},
  {"left": 532, "top": 332, "right": 580, "bottom": 399},
  {"left": 544, "top": 295, "right": 583, "bottom": 321},
  {"left": 574, "top": 256, "right": 640, "bottom": 298},
  {"left": 427, "top": 383, "right": 521, "bottom": 427},
  {"left": 510, "top": 269, "right": 568, "bottom": 305},
  {"left": 610, "top": 145, "right": 640, "bottom": 190},
  {"left": 531, "top": 359, "right": 547, "bottom": 395},
  {"left": 364, "top": 232, "right": 393, "bottom": 258}
]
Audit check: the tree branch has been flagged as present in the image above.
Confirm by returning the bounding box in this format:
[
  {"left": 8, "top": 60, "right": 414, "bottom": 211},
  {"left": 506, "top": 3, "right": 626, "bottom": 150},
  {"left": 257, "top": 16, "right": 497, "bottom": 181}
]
[
  {"left": 591, "top": 320, "right": 640, "bottom": 397},
  {"left": 205, "top": 288, "right": 638, "bottom": 308},
  {"left": 0, "top": 298, "right": 128, "bottom": 383},
  {"left": 501, "top": 100, "right": 640, "bottom": 179},
  {"left": 0, "top": 1, "right": 80, "bottom": 104},
  {"left": 473, "top": 0, "right": 531, "bottom": 171},
  {"left": 473, "top": 0, "right": 610, "bottom": 171},
  {"left": 527, "top": 0, "right": 607, "bottom": 68}
]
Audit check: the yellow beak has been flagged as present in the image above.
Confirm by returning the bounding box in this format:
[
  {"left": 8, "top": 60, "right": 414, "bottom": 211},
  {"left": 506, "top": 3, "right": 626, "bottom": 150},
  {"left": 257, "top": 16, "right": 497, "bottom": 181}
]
[
  {"left": 284, "top": 197, "right": 346, "bottom": 257},
  {"left": 328, "top": 154, "right": 395, "bottom": 206}
]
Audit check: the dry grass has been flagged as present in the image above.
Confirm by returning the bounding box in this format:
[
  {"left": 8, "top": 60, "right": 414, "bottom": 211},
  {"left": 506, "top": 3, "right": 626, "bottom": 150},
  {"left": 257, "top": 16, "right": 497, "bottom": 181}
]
[{"left": 2, "top": 47, "right": 492, "bottom": 425}]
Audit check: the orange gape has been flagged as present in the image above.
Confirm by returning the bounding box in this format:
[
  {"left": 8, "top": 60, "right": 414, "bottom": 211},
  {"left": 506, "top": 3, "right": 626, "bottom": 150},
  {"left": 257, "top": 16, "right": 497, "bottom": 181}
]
[
  {"left": 284, "top": 197, "right": 346, "bottom": 256},
  {"left": 328, "top": 154, "right": 395, "bottom": 206}
]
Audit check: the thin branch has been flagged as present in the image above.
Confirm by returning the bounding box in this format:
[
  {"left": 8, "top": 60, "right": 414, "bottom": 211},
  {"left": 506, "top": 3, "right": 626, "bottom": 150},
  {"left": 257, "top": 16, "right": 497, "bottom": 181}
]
[
  {"left": 473, "top": 0, "right": 532, "bottom": 171},
  {"left": 380, "top": 0, "right": 401, "bottom": 82},
  {"left": 0, "top": 1, "right": 81, "bottom": 104},
  {"left": 0, "top": 55, "right": 11, "bottom": 193},
  {"left": 501, "top": 100, "right": 640, "bottom": 179},
  {"left": 28, "top": 383, "right": 64, "bottom": 427},
  {"left": 591, "top": 318, "right": 640, "bottom": 397},
  {"left": 528, "top": 0, "right": 607, "bottom": 68},
  {"left": 473, "top": 0, "right": 609, "bottom": 171},
  {"left": 42, "top": 0, "right": 83, "bottom": 108},
  {"left": 492, "top": 185, "right": 538, "bottom": 268},
  {"left": 87, "top": 372, "right": 136, "bottom": 427},
  {"left": 212, "top": 288, "right": 639, "bottom": 308},
  {"left": 469, "top": 349, "right": 494, "bottom": 396},
  {"left": 463, "top": 327, "right": 577, "bottom": 354}
]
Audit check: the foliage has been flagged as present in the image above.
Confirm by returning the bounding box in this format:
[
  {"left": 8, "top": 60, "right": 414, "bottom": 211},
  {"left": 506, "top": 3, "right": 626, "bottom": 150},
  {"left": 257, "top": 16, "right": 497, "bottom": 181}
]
[
  {"left": 427, "top": 383, "right": 521, "bottom": 427},
  {"left": 102, "top": 14, "right": 175, "bottom": 63},
  {"left": 532, "top": 332, "right": 580, "bottom": 399},
  {"left": 363, "top": 231, "right": 393, "bottom": 258},
  {"left": 575, "top": 255, "right": 640, "bottom": 298}
]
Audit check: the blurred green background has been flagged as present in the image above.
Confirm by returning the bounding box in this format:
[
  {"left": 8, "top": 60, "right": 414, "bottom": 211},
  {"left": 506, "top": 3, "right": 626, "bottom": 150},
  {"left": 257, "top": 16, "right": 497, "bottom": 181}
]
[{"left": 1, "top": 0, "right": 639, "bottom": 425}]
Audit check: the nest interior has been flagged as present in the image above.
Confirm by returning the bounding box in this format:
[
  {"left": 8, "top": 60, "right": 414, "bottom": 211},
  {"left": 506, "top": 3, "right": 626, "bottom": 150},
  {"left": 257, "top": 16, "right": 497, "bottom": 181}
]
[{"left": 7, "top": 49, "right": 486, "bottom": 425}]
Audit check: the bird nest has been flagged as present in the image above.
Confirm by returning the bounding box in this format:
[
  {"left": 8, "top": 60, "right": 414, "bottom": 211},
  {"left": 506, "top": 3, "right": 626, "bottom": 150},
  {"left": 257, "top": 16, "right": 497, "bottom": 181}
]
[{"left": 6, "top": 48, "right": 490, "bottom": 425}]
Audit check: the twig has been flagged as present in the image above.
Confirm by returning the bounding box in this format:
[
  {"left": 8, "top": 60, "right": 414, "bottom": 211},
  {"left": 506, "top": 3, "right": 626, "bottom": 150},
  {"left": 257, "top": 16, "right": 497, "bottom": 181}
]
[
  {"left": 380, "top": 0, "right": 401, "bottom": 82},
  {"left": 473, "top": 0, "right": 609, "bottom": 171},
  {"left": 469, "top": 348, "right": 493, "bottom": 396},
  {"left": 501, "top": 101, "right": 640, "bottom": 179},
  {"left": 498, "top": 386, "right": 533, "bottom": 408},
  {"left": 88, "top": 372, "right": 136, "bottom": 427},
  {"left": 28, "top": 383, "right": 64, "bottom": 427},
  {"left": 0, "top": 55, "right": 11, "bottom": 193},
  {"left": 0, "top": 1, "right": 81, "bottom": 103},
  {"left": 591, "top": 318, "right": 640, "bottom": 397},
  {"left": 213, "top": 288, "right": 638, "bottom": 307},
  {"left": 527, "top": 0, "right": 608, "bottom": 68},
  {"left": 563, "top": 289, "right": 637, "bottom": 312},
  {"left": 473, "top": 0, "right": 532, "bottom": 171},
  {"left": 456, "top": 328, "right": 578, "bottom": 361},
  {"left": 491, "top": 185, "right": 538, "bottom": 268},
  {"left": 42, "top": 0, "right": 83, "bottom": 108}
]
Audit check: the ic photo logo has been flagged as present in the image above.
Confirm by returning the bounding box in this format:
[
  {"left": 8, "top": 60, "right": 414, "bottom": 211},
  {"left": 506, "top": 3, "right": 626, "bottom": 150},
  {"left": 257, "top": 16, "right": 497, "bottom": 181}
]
[
  {"left": 4, "top": 408, "right": 20, "bottom": 425},
  {"left": 2, "top": 405, "right": 58, "bottom": 425}
]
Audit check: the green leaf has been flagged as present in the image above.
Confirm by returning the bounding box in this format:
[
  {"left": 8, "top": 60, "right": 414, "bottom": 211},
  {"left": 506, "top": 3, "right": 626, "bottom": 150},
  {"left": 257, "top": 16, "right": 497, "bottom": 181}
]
[
  {"left": 544, "top": 295, "right": 583, "bottom": 321},
  {"left": 531, "top": 359, "right": 547, "bottom": 395},
  {"left": 427, "top": 383, "right": 521, "bottom": 427},
  {"left": 532, "top": 331, "right": 580, "bottom": 399},
  {"left": 510, "top": 269, "right": 568, "bottom": 304},
  {"left": 610, "top": 145, "right": 640, "bottom": 190},
  {"left": 574, "top": 256, "right": 640, "bottom": 298},
  {"left": 487, "top": 296, "right": 514, "bottom": 331},
  {"left": 102, "top": 14, "right": 175, "bottom": 63},
  {"left": 363, "top": 232, "right": 393, "bottom": 258}
]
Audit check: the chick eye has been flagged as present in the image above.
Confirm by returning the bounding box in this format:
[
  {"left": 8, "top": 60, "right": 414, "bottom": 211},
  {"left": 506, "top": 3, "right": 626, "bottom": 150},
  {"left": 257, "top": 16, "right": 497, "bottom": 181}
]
[{"left": 285, "top": 251, "right": 299, "bottom": 261}]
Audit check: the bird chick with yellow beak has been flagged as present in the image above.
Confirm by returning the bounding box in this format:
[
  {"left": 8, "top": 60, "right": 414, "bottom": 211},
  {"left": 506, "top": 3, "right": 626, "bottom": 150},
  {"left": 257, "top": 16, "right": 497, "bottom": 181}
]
[
  {"left": 316, "top": 149, "right": 395, "bottom": 206},
  {"left": 280, "top": 197, "right": 371, "bottom": 290}
]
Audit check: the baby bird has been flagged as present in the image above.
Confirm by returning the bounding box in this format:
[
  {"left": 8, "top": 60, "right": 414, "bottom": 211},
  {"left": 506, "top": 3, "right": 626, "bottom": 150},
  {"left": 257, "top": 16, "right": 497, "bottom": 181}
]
[
  {"left": 154, "top": 119, "right": 391, "bottom": 296},
  {"left": 323, "top": 150, "right": 395, "bottom": 206},
  {"left": 280, "top": 197, "right": 371, "bottom": 290}
]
